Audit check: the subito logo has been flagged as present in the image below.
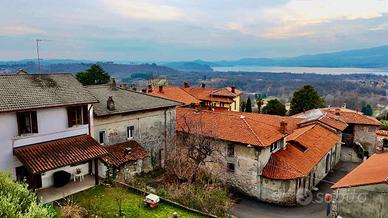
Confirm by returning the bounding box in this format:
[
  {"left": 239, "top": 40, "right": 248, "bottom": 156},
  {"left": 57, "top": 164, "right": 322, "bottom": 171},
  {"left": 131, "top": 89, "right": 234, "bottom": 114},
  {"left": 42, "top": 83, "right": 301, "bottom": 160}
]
[{"left": 296, "top": 189, "right": 313, "bottom": 206}]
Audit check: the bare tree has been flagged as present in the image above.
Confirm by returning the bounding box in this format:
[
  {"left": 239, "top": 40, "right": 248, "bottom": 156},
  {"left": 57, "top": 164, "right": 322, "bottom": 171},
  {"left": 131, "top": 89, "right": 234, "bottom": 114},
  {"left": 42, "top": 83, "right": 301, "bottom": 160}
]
[{"left": 175, "top": 111, "right": 224, "bottom": 183}]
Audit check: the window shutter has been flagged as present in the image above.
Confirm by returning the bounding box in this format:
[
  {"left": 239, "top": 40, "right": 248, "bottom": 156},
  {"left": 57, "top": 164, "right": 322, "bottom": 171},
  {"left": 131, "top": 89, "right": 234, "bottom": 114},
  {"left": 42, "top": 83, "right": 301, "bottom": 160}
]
[
  {"left": 67, "top": 107, "right": 74, "bottom": 127},
  {"left": 82, "top": 105, "right": 89, "bottom": 125},
  {"left": 16, "top": 112, "right": 23, "bottom": 135},
  {"left": 31, "top": 111, "right": 38, "bottom": 133}
]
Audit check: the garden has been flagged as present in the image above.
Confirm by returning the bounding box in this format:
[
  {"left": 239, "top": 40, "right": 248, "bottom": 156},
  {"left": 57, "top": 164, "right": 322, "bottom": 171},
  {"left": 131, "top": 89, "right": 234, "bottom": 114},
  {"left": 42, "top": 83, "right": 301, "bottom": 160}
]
[{"left": 56, "top": 185, "right": 206, "bottom": 218}]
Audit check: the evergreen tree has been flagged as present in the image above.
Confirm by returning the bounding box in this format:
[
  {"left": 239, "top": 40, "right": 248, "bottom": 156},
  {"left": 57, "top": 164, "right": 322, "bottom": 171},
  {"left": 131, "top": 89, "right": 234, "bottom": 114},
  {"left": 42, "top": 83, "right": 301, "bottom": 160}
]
[
  {"left": 76, "top": 64, "right": 111, "bottom": 85},
  {"left": 289, "top": 85, "right": 324, "bottom": 115},
  {"left": 245, "top": 97, "right": 253, "bottom": 112},
  {"left": 361, "top": 104, "right": 373, "bottom": 116},
  {"left": 262, "top": 99, "right": 287, "bottom": 116},
  {"left": 256, "top": 97, "right": 264, "bottom": 113}
]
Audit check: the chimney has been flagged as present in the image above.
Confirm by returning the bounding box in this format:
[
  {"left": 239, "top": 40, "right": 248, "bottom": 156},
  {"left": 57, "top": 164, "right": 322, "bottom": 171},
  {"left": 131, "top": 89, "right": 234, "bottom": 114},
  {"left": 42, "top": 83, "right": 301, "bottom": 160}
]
[
  {"left": 148, "top": 84, "right": 153, "bottom": 93},
  {"left": 107, "top": 96, "right": 115, "bottom": 111},
  {"left": 231, "top": 86, "right": 236, "bottom": 93},
  {"left": 335, "top": 108, "right": 340, "bottom": 120},
  {"left": 184, "top": 82, "right": 190, "bottom": 88},
  {"left": 280, "top": 121, "right": 287, "bottom": 134},
  {"left": 141, "top": 88, "right": 147, "bottom": 93},
  {"left": 125, "top": 147, "right": 132, "bottom": 155},
  {"left": 159, "top": 85, "right": 164, "bottom": 93},
  {"left": 201, "top": 82, "right": 206, "bottom": 88}
]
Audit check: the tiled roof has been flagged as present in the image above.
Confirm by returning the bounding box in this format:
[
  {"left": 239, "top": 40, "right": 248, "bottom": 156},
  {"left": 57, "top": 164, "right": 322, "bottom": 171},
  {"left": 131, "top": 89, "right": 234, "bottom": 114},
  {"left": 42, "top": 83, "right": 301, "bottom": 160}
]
[
  {"left": 262, "top": 124, "right": 340, "bottom": 179},
  {"left": 176, "top": 108, "right": 300, "bottom": 147},
  {"left": 148, "top": 86, "right": 201, "bottom": 105},
  {"left": 297, "top": 110, "right": 348, "bottom": 131},
  {"left": 14, "top": 135, "right": 108, "bottom": 174},
  {"left": 332, "top": 152, "right": 388, "bottom": 189},
  {"left": 0, "top": 73, "right": 98, "bottom": 113},
  {"left": 101, "top": 140, "right": 148, "bottom": 167},
  {"left": 86, "top": 85, "right": 181, "bottom": 116},
  {"left": 183, "top": 87, "right": 235, "bottom": 103},
  {"left": 322, "top": 107, "right": 382, "bottom": 126},
  {"left": 376, "top": 130, "right": 388, "bottom": 137}
]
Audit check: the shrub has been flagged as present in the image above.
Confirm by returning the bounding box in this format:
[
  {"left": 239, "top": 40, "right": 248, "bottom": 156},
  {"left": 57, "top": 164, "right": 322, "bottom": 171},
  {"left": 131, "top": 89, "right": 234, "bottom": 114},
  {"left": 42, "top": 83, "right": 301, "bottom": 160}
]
[
  {"left": 60, "top": 204, "right": 87, "bottom": 218},
  {"left": 0, "top": 172, "right": 55, "bottom": 217}
]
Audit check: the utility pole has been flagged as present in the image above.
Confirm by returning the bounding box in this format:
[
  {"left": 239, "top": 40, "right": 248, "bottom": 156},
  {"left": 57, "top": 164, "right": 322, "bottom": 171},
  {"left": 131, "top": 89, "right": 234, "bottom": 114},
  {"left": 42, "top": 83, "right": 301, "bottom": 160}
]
[
  {"left": 35, "top": 39, "right": 50, "bottom": 72},
  {"left": 36, "top": 39, "right": 42, "bottom": 72}
]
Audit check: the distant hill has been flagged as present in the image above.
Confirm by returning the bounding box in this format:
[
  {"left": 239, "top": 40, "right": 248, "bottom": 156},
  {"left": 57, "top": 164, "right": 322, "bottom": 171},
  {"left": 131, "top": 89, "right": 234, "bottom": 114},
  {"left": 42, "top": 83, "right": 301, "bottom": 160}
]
[
  {"left": 163, "top": 61, "right": 213, "bottom": 72},
  {"left": 208, "top": 45, "right": 388, "bottom": 68},
  {"left": 0, "top": 62, "right": 179, "bottom": 79}
]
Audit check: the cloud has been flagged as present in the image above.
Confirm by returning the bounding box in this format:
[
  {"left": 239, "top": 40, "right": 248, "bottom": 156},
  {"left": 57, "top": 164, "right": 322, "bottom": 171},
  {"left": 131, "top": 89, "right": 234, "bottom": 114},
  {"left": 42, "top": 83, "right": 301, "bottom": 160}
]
[
  {"left": 103, "top": 0, "right": 184, "bottom": 21},
  {"left": 263, "top": 0, "right": 388, "bottom": 38},
  {"left": 0, "top": 25, "right": 44, "bottom": 36}
]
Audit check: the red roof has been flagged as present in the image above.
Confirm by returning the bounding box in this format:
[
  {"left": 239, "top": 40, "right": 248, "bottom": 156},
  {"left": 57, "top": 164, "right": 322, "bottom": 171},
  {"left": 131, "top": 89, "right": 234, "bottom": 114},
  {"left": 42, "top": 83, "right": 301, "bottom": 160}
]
[
  {"left": 14, "top": 135, "right": 108, "bottom": 174},
  {"left": 332, "top": 152, "right": 388, "bottom": 189},
  {"left": 101, "top": 140, "right": 148, "bottom": 167},
  {"left": 323, "top": 107, "right": 381, "bottom": 126},
  {"left": 376, "top": 130, "right": 388, "bottom": 137},
  {"left": 183, "top": 87, "right": 235, "bottom": 103},
  {"left": 298, "top": 112, "right": 348, "bottom": 131},
  {"left": 149, "top": 86, "right": 200, "bottom": 105},
  {"left": 177, "top": 108, "right": 300, "bottom": 147},
  {"left": 262, "top": 124, "right": 341, "bottom": 179}
]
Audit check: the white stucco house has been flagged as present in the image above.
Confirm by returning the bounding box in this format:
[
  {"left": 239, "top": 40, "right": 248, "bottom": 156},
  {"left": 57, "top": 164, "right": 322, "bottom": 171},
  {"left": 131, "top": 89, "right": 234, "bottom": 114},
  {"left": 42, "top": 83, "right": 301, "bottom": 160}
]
[{"left": 0, "top": 73, "right": 107, "bottom": 191}]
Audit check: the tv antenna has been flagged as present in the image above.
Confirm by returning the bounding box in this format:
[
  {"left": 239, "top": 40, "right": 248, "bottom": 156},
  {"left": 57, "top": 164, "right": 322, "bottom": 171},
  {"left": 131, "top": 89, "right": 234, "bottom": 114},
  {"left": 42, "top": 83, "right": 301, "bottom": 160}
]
[{"left": 35, "top": 39, "right": 51, "bottom": 72}]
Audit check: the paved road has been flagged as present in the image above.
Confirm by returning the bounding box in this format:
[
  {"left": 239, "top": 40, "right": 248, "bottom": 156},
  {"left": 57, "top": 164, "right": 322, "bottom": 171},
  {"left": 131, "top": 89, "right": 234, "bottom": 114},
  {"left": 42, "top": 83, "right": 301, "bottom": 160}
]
[{"left": 231, "top": 162, "right": 358, "bottom": 218}]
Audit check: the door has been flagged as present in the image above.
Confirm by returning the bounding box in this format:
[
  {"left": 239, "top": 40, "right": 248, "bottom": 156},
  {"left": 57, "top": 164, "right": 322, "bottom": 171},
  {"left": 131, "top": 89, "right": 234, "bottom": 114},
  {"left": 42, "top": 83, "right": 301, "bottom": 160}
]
[{"left": 16, "top": 166, "right": 42, "bottom": 189}]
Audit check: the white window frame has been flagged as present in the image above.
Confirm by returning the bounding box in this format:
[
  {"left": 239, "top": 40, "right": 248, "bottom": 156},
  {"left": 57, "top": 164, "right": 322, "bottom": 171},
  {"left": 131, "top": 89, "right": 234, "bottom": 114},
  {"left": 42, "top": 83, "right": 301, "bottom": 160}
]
[
  {"left": 99, "top": 130, "right": 106, "bottom": 145},
  {"left": 127, "top": 126, "right": 134, "bottom": 140}
]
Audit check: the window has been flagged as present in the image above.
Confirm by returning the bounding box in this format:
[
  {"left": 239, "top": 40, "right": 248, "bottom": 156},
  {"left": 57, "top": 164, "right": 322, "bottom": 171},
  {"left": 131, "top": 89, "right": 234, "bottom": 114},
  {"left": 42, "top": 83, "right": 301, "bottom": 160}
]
[
  {"left": 127, "top": 126, "right": 135, "bottom": 139},
  {"left": 227, "top": 144, "right": 235, "bottom": 157},
  {"left": 99, "top": 131, "right": 106, "bottom": 145},
  {"left": 270, "top": 140, "right": 283, "bottom": 152},
  {"left": 67, "top": 105, "right": 88, "bottom": 127},
  {"left": 227, "top": 163, "right": 235, "bottom": 173},
  {"left": 17, "top": 111, "right": 38, "bottom": 135}
]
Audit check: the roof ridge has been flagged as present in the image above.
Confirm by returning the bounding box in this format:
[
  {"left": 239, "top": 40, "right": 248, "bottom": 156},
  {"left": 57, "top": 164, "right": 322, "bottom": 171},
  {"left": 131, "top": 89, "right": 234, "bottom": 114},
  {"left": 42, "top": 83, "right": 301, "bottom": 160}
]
[{"left": 241, "top": 116, "right": 265, "bottom": 146}]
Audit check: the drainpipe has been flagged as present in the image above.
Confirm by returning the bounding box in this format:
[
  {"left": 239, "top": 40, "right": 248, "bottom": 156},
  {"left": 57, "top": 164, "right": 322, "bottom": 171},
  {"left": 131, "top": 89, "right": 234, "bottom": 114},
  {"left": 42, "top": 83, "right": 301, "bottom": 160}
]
[
  {"left": 164, "top": 108, "right": 168, "bottom": 167},
  {"left": 88, "top": 104, "right": 92, "bottom": 136}
]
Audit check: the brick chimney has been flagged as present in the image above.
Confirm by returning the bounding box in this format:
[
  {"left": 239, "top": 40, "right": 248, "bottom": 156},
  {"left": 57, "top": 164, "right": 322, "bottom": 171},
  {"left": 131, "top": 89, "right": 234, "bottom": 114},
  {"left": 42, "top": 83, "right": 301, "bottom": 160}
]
[
  {"left": 335, "top": 108, "right": 340, "bottom": 120},
  {"left": 201, "top": 82, "right": 206, "bottom": 88},
  {"left": 159, "top": 85, "right": 164, "bottom": 93},
  {"left": 280, "top": 121, "right": 287, "bottom": 134},
  {"left": 231, "top": 86, "right": 236, "bottom": 93},
  {"left": 184, "top": 82, "right": 190, "bottom": 88},
  {"left": 107, "top": 96, "right": 115, "bottom": 111}
]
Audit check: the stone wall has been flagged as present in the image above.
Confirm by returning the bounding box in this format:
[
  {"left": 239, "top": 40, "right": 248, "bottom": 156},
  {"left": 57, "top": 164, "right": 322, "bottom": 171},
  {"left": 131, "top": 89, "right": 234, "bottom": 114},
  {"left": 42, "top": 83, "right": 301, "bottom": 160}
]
[
  {"left": 332, "top": 183, "right": 388, "bottom": 218},
  {"left": 94, "top": 108, "right": 176, "bottom": 170},
  {"left": 353, "top": 125, "right": 378, "bottom": 154}
]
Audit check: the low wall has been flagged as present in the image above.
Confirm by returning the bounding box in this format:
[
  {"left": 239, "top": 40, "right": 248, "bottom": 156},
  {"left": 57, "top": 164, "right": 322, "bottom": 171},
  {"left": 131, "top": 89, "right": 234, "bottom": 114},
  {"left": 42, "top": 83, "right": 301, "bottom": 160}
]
[{"left": 113, "top": 181, "right": 217, "bottom": 218}]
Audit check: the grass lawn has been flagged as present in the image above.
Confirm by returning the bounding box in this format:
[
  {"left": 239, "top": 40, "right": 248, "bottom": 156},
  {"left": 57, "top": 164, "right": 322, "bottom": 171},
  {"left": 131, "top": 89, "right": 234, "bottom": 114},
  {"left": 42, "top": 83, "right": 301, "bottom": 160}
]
[{"left": 60, "top": 185, "right": 206, "bottom": 218}]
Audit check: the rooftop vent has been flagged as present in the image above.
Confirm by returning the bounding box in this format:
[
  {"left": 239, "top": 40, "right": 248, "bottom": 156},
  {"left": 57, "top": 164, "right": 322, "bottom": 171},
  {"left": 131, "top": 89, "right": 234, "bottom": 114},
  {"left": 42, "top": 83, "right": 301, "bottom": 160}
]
[
  {"left": 125, "top": 147, "right": 132, "bottom": 155},
  {"left": 107, "top": 96, "right": 115, "bottom": 111}
]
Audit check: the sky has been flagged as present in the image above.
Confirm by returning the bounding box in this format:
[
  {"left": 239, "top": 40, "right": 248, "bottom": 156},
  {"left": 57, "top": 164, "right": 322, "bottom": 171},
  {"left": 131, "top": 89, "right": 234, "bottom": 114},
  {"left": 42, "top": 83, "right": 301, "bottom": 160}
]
[{"left": 1, "top": 0, "right": 388, "bottom": 61}]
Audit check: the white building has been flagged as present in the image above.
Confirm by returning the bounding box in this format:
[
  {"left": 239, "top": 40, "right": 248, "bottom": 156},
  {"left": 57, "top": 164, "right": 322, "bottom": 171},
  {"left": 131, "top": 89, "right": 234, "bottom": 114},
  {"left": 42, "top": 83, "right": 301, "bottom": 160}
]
[{"left": 0, "top": 73, "right": 107, "bottom": 190}]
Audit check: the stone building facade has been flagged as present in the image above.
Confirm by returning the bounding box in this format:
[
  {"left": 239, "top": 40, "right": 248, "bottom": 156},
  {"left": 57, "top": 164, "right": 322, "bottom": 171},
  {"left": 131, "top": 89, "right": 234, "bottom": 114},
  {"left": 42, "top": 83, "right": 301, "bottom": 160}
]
[
  {"left": 86, "top": 85, "right": 180, "bottom": 177},
  {"left": 176, "top": 108, "right": 342, "bottom": 205}
]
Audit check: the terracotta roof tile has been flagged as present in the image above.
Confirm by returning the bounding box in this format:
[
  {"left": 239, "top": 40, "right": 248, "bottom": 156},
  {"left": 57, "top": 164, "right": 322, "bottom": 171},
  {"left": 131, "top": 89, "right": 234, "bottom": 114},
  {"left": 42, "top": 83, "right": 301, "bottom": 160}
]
[
  {"left": 14, "top": 135, "right": 108, "bottom": 174},
  {"left": 323, "top": 107, "right": 381, "bottom": 126},
  {"left": 101, "top": 140, "right": 148, "bottom": 167},
  {"left": 177, "top": 108, "right": 300, "bottom": 147},
  {"left": 376, "top": 130, "right": 388, "bottom": 137},
  {"left": 332, "top": 152, "right": 388, "bottom": 189},
  {"left": 183, "top": 87, "right": 235, "bottom": 103},
  {"left": 263, "top": 124, "right": 340, "bottom": 179},
  {"left": 148, "top": 86, "right": 201, "bottom": 105}
]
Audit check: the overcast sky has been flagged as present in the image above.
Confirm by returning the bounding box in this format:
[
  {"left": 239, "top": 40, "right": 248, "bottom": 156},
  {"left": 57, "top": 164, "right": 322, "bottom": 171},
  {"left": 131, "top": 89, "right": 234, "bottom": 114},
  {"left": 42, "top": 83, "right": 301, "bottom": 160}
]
[{"left": 1, "top": 0, "right": 388, "bottom": 61}]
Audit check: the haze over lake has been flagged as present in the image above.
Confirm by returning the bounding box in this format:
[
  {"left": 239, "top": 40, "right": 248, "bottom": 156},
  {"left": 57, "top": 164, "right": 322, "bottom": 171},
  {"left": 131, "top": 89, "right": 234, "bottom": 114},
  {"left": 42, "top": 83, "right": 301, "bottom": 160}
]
[{"left": 212, "top": 66, "right": 388, "bottom": 75}]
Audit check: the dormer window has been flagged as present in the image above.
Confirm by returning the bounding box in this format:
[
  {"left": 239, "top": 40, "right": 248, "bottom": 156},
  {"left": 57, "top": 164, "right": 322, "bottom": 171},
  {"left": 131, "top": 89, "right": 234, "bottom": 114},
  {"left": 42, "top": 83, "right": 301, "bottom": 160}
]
[
  {"left": 67, "top": 105, "right": 88, "bottom": 127},
  {"left": 17, "top": 111, "right": 38, "bottom": 135}
]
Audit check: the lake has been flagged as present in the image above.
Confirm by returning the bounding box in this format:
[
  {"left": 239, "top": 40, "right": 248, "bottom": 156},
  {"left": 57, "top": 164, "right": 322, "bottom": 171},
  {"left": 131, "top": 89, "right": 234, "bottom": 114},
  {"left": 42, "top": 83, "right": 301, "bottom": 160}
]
[{"left": 212, "top": 66, "right": 388, "bottom": 75}]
